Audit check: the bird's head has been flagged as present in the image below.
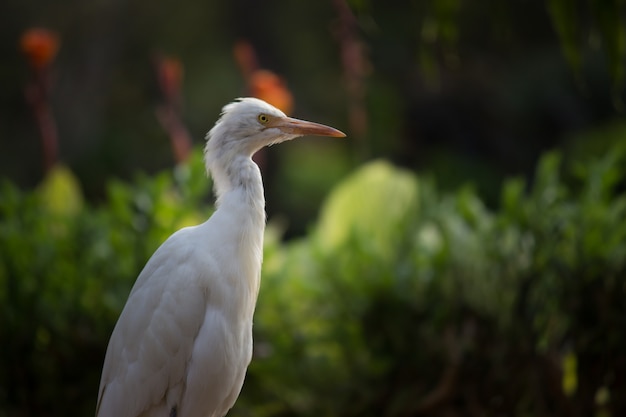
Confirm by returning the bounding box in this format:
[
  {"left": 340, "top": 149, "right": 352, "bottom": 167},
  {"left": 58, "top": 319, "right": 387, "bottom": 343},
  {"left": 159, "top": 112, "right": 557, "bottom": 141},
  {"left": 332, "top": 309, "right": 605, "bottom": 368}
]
[{"left": 205, "top": 97, "right": 345, "bottom": 159}]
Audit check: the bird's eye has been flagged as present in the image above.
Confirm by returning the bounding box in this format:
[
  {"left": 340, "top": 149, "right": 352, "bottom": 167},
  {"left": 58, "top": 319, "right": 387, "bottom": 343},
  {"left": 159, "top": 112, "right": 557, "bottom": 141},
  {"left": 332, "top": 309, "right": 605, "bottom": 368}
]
[{"left": 258, "top": 114, "right": 270, "bottom": 124}]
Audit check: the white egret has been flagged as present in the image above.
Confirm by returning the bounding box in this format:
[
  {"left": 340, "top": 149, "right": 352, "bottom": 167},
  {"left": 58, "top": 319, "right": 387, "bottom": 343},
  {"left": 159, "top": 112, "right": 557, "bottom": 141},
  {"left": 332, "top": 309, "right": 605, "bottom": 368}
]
[{"left": 96, "top": 97, "right": 345, "bottom": 417}]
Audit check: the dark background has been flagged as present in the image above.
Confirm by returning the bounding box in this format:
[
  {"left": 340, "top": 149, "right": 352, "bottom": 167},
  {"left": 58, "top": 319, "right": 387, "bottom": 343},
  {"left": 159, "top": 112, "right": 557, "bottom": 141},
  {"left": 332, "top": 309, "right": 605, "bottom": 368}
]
[{"left": 2, "top": 0, "right": 623, "bottom": 218}]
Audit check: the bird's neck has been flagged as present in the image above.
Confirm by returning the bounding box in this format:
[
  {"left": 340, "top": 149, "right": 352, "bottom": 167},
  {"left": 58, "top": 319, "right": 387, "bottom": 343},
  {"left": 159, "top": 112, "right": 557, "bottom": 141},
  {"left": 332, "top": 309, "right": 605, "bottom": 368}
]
[
  {"left": 207, "top": 154, "right": 266, "bottom": 320},
  {"left": 209, "top": 154, "right": 265, "bottom": 210}
]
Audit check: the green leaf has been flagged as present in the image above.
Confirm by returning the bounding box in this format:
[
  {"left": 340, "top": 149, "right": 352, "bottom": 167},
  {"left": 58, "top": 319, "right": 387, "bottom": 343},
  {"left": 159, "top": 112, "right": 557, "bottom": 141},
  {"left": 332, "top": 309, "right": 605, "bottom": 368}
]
[
  {"left": 547, "top": 0, "right": 582, "bottom": 78},
  {"left": 314, "top": 160, "right": 419, "bottom": 258},
  {"left": 37, "top": 164, "right": 84, "bottom": 218},
  {"left": 590, "top": 0, "right": 626, "bottom": 88},
  {"left": 562, "top": 351, "right": 578, "bottom": 396}
]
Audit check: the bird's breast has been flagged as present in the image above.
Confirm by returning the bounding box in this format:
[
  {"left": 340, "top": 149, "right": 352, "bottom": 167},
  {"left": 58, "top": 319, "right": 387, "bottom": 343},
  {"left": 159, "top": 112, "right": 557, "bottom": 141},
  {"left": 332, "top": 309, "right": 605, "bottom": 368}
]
[{"left": 200, "top": 190, "right": 265, "bottom": 321}]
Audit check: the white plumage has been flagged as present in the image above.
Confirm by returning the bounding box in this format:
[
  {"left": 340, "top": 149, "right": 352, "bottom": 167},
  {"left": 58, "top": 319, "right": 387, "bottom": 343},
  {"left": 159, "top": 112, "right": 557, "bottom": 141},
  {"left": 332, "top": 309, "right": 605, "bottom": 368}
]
[{"left": 96, "top": 97, "right": 345, "bottom": 417}]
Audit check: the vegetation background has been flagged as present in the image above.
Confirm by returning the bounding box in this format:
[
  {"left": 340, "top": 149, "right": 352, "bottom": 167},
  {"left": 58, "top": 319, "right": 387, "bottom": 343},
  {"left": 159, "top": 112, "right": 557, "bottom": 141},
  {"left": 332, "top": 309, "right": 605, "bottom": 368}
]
[{"left": 0, "top": 0, "right": 625, "bottom": 416}]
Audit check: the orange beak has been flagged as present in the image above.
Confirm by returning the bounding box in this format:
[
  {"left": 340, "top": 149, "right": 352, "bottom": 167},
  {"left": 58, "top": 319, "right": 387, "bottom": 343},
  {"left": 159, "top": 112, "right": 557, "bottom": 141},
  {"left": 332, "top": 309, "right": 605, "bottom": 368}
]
[{"left": 273, "top": 116, "right": 346, "bottom": 138}]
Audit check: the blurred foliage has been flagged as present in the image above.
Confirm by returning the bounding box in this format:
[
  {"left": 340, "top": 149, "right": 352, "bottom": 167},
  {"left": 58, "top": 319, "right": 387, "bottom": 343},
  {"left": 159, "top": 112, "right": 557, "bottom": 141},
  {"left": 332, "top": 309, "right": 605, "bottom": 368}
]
[
  {"left": 2, "top": 3, "right": 626, "bottom": 414},
  {"left": 1, "top": 131, "right": 625, "bottom": 416},
  {"left": 244, "top": 137, "right": 626, "bottom": 417},
  {"left": 545, "top": 0, "right": 625, "bottom": 89},
  {"left": 0, "top": 151, "right": 209, "bottom": 417}
]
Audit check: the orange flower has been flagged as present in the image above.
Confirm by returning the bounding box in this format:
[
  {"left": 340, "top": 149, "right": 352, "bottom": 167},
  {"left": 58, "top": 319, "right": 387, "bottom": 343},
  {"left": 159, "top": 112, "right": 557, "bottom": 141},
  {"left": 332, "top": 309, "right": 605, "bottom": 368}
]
[
  {"left": 249, "top": 70, "right": 294, "bottom": 115},
  {"left": 233, "top": 40, "right": 258, "bottom": 79},
  {"left": 20, "top": 28, "right": 60, "bottom": 70},
  {"left": 157, "top": 56, "right": 184, "bottom": 102},
  {"left": 232, "top": 40, "right": 294, "bottom": 114}
]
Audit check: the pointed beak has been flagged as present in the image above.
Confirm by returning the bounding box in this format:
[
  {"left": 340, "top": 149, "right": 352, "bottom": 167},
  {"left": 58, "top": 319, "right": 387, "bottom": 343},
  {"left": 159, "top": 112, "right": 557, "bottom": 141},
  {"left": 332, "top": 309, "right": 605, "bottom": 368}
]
[{"left": 274, "top": 116, "right": 346, "bottom": 138}]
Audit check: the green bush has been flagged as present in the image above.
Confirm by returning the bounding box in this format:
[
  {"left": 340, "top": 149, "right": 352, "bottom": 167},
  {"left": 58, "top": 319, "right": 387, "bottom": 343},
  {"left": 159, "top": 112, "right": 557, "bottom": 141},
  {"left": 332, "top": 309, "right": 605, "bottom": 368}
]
[
  {"left": 0, "top": 152, "right": 210, "bottom": 417},
  {"left": 1, "top": 141, "right": 625, "bottom": 417},
  {"left": 242, "top": 146, "right": 626, "bottom": 417}
]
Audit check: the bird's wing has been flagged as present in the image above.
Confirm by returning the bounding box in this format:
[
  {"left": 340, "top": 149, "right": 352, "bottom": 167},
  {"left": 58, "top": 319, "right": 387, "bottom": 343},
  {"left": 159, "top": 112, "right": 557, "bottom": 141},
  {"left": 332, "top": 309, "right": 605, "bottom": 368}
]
[{"left": 96, "top": 230, "right": 210, "bottom": 417}]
